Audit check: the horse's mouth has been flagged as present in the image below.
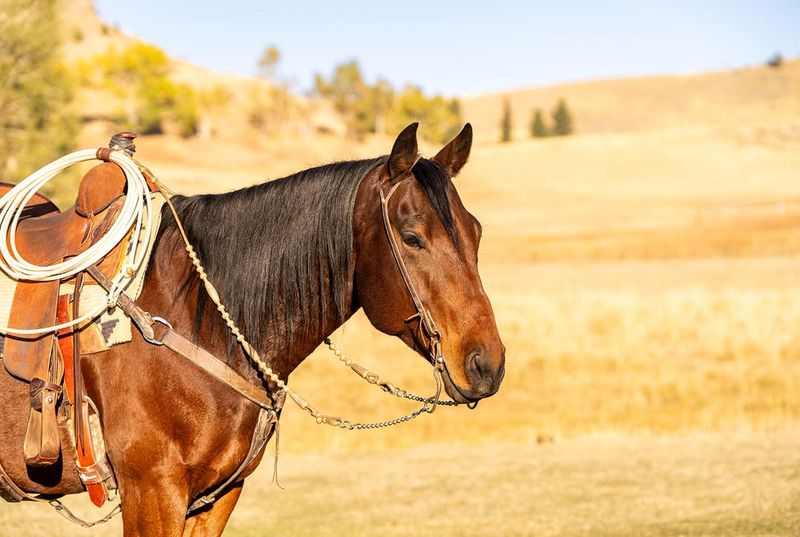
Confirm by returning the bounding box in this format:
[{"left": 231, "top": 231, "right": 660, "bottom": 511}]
[{"left": 439, "top": 363, "right": 480, "bottom": 404}]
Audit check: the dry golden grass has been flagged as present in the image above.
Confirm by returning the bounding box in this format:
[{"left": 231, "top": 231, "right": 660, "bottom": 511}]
[
  {"left": 66, "top": 93, "right": 799, "bottom": 452},
  {"left": 270, "top": 257, "right": 800, "bottom": 455},
  {"left": 89, "top": 104, "right": 799, "bottom": 451},
  {"left": 460, "top": 127, "right": 800, "bottom": 263},
  {"left": 4, "top": 428, "right": 800, "bottom": 536},
  {"left": 461, "top": 60, "right": 800, "bottom": 141}
]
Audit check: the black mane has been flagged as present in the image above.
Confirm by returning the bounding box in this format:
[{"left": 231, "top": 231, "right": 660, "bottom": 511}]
[{"left": 156, "top": 156, "right": 459, "bottom": 354}]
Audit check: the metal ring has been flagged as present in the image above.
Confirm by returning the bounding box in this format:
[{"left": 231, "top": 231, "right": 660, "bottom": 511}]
[{"left": 142, "top": 316, "right": 172, "bottom": 346}]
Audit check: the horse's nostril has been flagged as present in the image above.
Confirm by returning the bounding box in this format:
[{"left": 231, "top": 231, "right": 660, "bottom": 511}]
[
  {"left": 462, "top": 346, "right": 503, "bottom": 399},
  {"left": 467, "top": 347, "right": 490, "bottom": 379}
]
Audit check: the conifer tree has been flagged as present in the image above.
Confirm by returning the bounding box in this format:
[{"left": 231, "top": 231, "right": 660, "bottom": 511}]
[
  {"left": 500, "top": 97, "right": 512, "bottom": 142},
  {"left": 531, "top": 108, "right": 548, "bottom": 138},
  {"left": 551, "top": 98, "right": 574, "bottom": 136}
]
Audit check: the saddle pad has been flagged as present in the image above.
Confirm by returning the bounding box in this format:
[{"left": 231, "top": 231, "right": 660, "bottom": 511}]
[{"left": 0, "top": 193, "right": 165, "bottom": 353}]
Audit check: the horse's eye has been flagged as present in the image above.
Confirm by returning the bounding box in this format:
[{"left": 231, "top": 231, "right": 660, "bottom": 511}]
[{"left": 401, "top": 231, "right": 424, "bottom": 249}]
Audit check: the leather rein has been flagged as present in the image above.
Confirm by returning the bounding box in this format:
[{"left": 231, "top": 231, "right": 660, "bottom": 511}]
[{"left": 374, "top": 163, "right": 477, "bottom": 408}]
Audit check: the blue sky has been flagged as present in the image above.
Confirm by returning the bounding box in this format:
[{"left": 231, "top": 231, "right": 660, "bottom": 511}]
[{"left": 94, "top": 1, "right": 800, "bottom": 96}]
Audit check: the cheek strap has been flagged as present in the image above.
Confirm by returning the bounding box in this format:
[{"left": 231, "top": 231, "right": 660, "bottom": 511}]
[{"left": 378, "top": 161, "right": 444, "bottom": 368}]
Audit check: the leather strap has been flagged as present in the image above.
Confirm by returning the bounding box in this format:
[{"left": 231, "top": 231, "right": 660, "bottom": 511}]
[
  {"left": 160, "top": 329, "right": 276, "bottom": 410},
  {"left": 187, "top": 405, "right": 279, "bottom": 513},
  {"left": 84, "top": 264, "right": 285, "bottom": 514},
  {"left": 29, "top": 378, "right": 62, "bottom": 398},
  {"left": 57, "top": 292, "right": 110, "bottom": 507},
  {"left": 85, "top": 265, "right": 154, "bottom": 341},
  {"left": 84, "top": 265, "right": 275, "bottom": 410},
  {"left": 379, "top": 165, "right": 443, "bottom": 363},
  {"left": 72, "top": 272, "right": 85, "bottom": 453}
]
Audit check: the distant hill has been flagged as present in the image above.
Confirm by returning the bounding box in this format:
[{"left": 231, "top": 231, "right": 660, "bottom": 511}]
[
  {"left": 462, "top": 61, "right": 800, "bottom": 142},
  {"left": 57, "top": 0, "right": 345, "bottom": 141}
]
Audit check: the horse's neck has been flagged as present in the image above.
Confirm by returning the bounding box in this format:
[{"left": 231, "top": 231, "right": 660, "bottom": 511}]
[{"left": 139, "top": 228, "right": 357, "bottom": 384}]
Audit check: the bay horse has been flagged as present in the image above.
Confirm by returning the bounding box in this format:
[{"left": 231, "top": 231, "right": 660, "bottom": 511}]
[{"left": 0, "top": 123, "right": 505, "bottom": 535}]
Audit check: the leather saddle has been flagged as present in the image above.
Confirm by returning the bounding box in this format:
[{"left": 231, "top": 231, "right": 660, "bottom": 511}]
[
  {"left": 2, "top": 163, "right": 127, "bottom": 381},
  {"left": 0, "top": 161, "right": 130, "bottom": 504}
]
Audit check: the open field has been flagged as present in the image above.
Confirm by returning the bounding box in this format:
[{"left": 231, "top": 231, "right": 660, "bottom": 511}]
[
  {"left": 7, "top": 101, "right": 796, "bottom": 534},
  {"left": 4, "top": 428, "right": 800, "bottom": 536},
  {"left": 6, "top": 13, "right": 800, "bottom": 531},
  {"left": 74, "top": 110, "right": 797, "bottom": 450},
  {"left": 270, "top": 256, "right": 800, "bottom": 454}
]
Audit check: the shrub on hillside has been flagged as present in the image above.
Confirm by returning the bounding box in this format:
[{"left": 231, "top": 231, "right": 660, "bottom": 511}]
[
  {"left": 767, "top": 52, "right": 784, "bottom": 68},
  {"left": 83, "top": 42, "right": 199, "bottom": 137},
  {"left": 530, "top": 108, "right": 548, "bottom": 138},
  {"left": 388, "top": 84, "right": 462, "bottom": 144},
  {"left": 196, "top": 85, "right": 230, "bottom": 140},
  {"left": 314, "top": 60, "right": 462, "bottom": 143},
  {"left": 248, "top": 46, "right": 299, "bottom": 136},
  {"left": 0, "top": 0, "right": 79, "bottom": 185}
]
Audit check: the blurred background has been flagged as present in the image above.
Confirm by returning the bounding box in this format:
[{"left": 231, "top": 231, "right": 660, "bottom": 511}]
[{"left": 2, "top": 0, "right": 800, "bottom": 535}]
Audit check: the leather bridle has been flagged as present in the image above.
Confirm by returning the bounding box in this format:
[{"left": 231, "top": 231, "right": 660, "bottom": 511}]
[
  {"left": 378, "top": 162, "right": 479, "bottom": 409},
  {"left": 378, "top": 162, "right": 445, "bottom": 374}
]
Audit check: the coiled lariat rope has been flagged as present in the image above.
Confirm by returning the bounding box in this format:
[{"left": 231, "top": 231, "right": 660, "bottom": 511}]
[
  {"left": 0, "top": 149, "right": 153, "bottom": 335},
  {"left": 148, "top": 167, "right": 462, "bottom": 430}
]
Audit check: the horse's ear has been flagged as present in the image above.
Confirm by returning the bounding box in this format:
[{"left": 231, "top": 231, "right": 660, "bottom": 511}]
[
  {"left": 432, "top": 123, "right": 472, "bottom": 178},
  {"left": 387, "top": 123, "right": 419, "bottom": 180}
]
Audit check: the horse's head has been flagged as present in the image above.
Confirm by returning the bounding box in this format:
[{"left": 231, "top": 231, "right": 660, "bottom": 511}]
[{"left": 353, "top": 123, "right": 505, "bottom": 403}]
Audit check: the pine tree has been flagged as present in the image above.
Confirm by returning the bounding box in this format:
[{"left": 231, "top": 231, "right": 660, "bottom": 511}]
[
  {"left": 500, "top": 97, "right": 512, "bottom": 142},
  {"left": 551, "top": 98, "right": 574, "bottom": 136},
  {"left": 530, "top": 109, "right": 548, "bottom": 138}
]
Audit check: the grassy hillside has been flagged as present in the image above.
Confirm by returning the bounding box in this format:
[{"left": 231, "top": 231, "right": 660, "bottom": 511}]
[
  {"left": 58, "top": 43, "right": 799, "bottom": 446},
  {"left": 58, "top": 0, "right": 340, "bottom": 143},
  {"left": 462, "top": 60, "right": 800, "bottom": 141}
]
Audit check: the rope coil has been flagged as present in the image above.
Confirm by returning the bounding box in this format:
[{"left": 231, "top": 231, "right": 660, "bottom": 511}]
[{"left": 0, "top": 149, "right": 153, "bottom": 335}]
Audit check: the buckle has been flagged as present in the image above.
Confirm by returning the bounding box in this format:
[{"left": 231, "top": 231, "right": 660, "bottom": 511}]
[{"left": 142, "top": 316, "right": 172, "bottom": 345}]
